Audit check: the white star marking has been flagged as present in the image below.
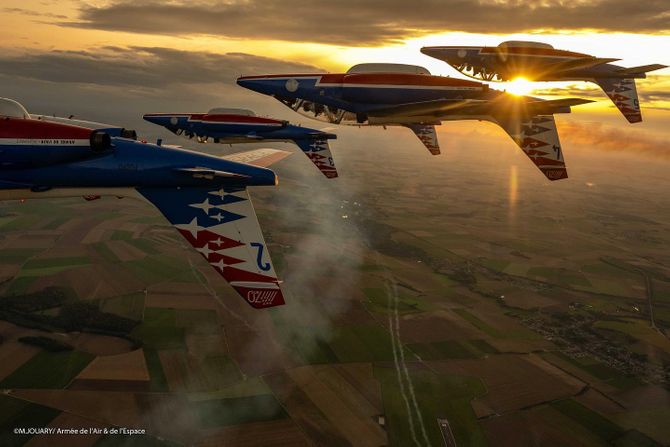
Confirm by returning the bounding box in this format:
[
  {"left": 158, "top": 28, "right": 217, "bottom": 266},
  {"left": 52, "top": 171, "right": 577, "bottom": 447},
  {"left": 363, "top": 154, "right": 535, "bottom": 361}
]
[
  {"left": 175, "top": 217, "right": 205, "bottom": 239},
  {"left": 208, "top": 189, "right": 227, "bottom": 199},
  {"left": 196, "top": 244, "right": 215, "bottom": 258},
  {"left": 210, "top": 259, "right": 227, "bottom": 271},
  {"left": 189, "top": 198, "right": 215, "bottom": 214}
]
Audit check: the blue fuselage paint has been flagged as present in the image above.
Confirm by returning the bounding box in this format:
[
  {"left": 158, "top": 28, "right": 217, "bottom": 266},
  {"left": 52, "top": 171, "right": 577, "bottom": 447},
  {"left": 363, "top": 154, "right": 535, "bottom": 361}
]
[
  {"left": 0, "top": 137, "right": 277, "bottom": 190},
  {"left": 143, "top": 114, "right": 336, "bottom": 143}
]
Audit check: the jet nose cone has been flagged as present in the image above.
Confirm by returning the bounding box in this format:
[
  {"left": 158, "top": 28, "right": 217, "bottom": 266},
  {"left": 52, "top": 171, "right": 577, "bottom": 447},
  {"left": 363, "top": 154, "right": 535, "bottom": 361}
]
[
  {"left": 236, "top": 77, "right": 257, "bottom": 90},
  {"left": 236, "top": 76, "right": 280, "bottom": 97},
  {"left": 143, "top": 114, "right": 167, "bottom": 126},
  {"left": 421, "top": 47, "right": 460, "bottom": 62},
  {"left": 420, "top": 47, "right": 443, "bottom": 58}
]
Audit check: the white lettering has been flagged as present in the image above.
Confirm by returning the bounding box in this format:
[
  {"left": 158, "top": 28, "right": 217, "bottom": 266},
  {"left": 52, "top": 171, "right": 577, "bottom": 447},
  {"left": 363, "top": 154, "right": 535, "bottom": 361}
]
[{"left": 247, "top": 289, "right": 278, "bottom": 306}]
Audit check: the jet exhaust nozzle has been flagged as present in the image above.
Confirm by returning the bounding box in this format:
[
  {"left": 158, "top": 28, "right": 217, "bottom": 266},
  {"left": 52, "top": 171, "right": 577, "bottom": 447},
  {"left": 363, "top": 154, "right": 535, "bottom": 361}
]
[
  {"left": 120, "top": 128, "right": 137, "bottom": 140},
  {"left": 90, "top": 131, "right": 112, "bottom": 152}
]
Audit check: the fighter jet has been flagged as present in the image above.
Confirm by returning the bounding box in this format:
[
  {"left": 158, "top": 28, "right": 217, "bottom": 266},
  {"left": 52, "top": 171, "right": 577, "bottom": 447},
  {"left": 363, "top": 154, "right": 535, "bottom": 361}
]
[
  {"left": 237, "top": 63, "right": 593, "bottom": 180},
  {"left": 420, "top": 41, "right": 667, "bottom": 123},
  {"left": 143, "top": 108, "right": 338, "bottom": 178},
  {"left": 0, "top": 98, "right": 288, "bottom": 309}
]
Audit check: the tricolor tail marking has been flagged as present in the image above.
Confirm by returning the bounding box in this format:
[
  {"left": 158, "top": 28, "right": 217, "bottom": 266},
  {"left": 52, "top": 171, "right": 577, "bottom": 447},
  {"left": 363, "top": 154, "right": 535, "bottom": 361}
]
[
  {"left": 138, "top": 187, "right": 284, "bottom": 308},
  {"left": 294, "top": 138, "right": 338, "bottom": 178},
  {"left": 404, "top": 124, "right": 440, "bottom": 155},
  {"left": 497, "top": 115, "right": 568, "bottom": 181},
  {"left": 594, "top": 78, "right": 642, "bottom": 123}
]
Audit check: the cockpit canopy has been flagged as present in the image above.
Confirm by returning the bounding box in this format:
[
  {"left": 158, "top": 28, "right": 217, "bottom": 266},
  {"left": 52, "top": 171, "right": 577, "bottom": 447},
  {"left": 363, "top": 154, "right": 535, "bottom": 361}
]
[
  {"left": 0, "top": 98, "right": 30, "bottom": 119},
  {"left": 347, "top": 63, "right": 431, "bottom": 75},
  {"left": 498, "top": 41, "right": 554, "bottom": 50},
  {"left": 207, "top": 108, "right": 255, "bottom": 116}
]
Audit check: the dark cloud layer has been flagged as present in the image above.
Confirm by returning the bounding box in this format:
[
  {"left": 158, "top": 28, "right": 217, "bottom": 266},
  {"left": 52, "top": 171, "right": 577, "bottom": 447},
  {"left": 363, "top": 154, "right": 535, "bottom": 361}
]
[
  {"left": 3, "top": 7, "right": 67, "bottom": 19},
  {"left": 0, "top": 46, "right": 318, "bottom": 89},
  {"left": 68, "top": 0, "right": 670, "bottom": 45},
  {"left": 0, "top": 47, "right": 318, "bottom": 132}
]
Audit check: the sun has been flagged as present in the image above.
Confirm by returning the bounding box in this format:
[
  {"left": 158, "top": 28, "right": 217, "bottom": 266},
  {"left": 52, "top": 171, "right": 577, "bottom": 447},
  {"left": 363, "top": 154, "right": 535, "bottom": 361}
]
[{"left": 504, "top": 77, "right": 536, "bottom": 96}]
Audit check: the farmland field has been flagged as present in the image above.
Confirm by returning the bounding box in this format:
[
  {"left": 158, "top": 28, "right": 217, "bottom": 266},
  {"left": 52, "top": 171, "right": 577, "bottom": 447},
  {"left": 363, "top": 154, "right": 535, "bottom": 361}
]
[{"left": 0, "top": 125, "right": 669, "bottom": 446}]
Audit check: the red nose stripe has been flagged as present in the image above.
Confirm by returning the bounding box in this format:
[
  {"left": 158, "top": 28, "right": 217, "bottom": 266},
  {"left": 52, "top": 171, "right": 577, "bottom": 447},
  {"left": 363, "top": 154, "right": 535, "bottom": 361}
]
[{"left": 0, "top": 118, "right": 92, "bottom": 139}]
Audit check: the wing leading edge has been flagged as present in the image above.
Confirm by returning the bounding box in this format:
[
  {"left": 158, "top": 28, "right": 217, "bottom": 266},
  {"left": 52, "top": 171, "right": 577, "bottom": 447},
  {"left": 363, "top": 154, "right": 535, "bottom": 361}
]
[{"left": 138, "top": 186, "right": 285, "bottom": 308}]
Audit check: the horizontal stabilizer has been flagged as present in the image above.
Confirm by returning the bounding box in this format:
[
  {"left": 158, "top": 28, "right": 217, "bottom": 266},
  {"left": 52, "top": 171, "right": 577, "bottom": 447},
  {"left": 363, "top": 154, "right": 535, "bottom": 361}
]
[
  {"left": 523, "top": 98, "right": 594, "bottom": 115},
  {"left": 495, "top": 114, "right": 568, "bottom": 181},
  {"left": 293, "top": 138, "right": 338, "bottom": 178},
  {"left": 222, "top": 148, "right": 291, "bottom": 167},
  {"left": 615, "top": 64, "right": 667, "bottom": 76},
  {"left": 594, "top": 78, "right": 642, "bottom": 123},
  {"left": 137, "top": 187, "right": 285, "bottom": 308},
  {"left": 404, "top": 124, "right": 440, "bottom": 155}
]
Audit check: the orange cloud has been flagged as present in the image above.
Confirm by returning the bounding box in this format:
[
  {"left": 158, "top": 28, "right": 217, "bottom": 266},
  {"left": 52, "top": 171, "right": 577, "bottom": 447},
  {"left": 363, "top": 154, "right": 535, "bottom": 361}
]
[{"left": 561, "top": 121, "right": 670, "bottom": 160}]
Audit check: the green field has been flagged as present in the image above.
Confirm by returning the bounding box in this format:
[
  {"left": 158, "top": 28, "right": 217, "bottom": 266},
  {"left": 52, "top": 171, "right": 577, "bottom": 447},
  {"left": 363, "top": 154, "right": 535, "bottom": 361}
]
[
  {"left": 363, "top": 287, "right": 431, "bottom": 314},
  {"left": 132, "top": 308, "right": 185, "bottom": 350},
  {"left": 0, "top": 351, "right": 94, "bottom": 389},
  {"left": 328, "top": 325, "right": 396, "bottom": 362},
  {"left": 408, "top": 339, "right": 498, "bottom": 360},
  {"left": 100, "top": 292, "right": 145, "bottom": 320},
  {"left": 375, "top": 366, "right": 487, "bottom": 447},
  {"left": 0, "top": 249, "right": 41, "bottom": 265},
  {"left": 194, "top": 394, "right": 287, "bottom": 428},
  {"left": 548, "top": 352, "right": 643, "bottom": 390},
  {"left": 0, "top": 395, "right": 60, "bottom": 447}
]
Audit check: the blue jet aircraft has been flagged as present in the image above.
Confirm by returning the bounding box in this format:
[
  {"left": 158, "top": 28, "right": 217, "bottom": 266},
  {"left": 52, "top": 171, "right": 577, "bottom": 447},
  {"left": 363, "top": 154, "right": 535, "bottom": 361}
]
[
  {"left": 0, "top": 98, "right": 288, "bottom": 309},
  {"left": 144, "top": 108, "right": 338, "bottom": 178},
  {"left": 237, "top": 63, "right": 593, "bottom": 180}
]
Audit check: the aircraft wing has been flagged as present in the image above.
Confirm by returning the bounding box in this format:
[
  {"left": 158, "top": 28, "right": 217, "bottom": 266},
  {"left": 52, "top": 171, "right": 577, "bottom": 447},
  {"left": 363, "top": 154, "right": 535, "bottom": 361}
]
[
  {"left": 369, "top": 98, "right": 591, "bottom": 119},
  {"left": 137, "top": 186, "right": 285, "bottom": 308},
  {"left": 368, "top": 99, "right": 485, "bottom": 118},
  {"left": 615, "top": 64, "right": 667, "bottom": 76},
  {"left": 292, "top": 139, "right": 338, "bottom": 178},
  {"left": 174, "top": 168, "right": 250, "bottom": 179},
  {"left": 543, "top": 57, "right": 620, "bottom": 74},
  {"left": 222, "top": 148, "right": 291, "bottom": 167}
]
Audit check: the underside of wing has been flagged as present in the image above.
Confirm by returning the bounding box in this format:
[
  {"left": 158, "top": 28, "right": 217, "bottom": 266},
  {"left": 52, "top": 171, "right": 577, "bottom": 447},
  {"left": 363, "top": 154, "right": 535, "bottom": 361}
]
[
  {"left": 495, "top": 115, "right": 568, "bottom": 181},
  {"left": 222, "top": 148, "right": 291, "bottom": 167},
  {"left": 137, "top": 186, "right": 285, "bottom": 308},
  {"left": 546, "top": 57, "right": 620, "bottom": 74},
  {"left": 292, "top": 138, "right": 338, "bottom": 178},
  {"left": 368, "top": 99, "right": 485, "bottom": 118},
  {"left": 175, "top": 167, "right": 250, "bottom": 179}
]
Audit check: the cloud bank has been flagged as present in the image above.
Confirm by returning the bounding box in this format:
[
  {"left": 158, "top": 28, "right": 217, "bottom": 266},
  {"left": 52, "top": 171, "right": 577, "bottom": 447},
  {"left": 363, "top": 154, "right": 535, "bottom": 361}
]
[{"left": 67, "top": 0, "right": 670, "bottom": 45}]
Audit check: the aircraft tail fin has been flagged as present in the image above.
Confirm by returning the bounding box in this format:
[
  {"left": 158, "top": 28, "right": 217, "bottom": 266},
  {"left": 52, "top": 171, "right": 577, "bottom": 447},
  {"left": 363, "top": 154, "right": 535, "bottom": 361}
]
[
  {"left": 137, "top": 186, "right": 285, "bottom": 309},
  {"left": 292, "top": 138, "right": 338, "bottom": 178},
  {"left": 594, "top": 78, "right": 642, "bottom": 123},
  {"left": 493, "top": 114, "right": 568, "bottom": 181},
  {"left": 404, "top": 124, "right": 440, "bottom": 155},
  {"left": 615, "top": 64, "right": 667, "bottom": 76}
]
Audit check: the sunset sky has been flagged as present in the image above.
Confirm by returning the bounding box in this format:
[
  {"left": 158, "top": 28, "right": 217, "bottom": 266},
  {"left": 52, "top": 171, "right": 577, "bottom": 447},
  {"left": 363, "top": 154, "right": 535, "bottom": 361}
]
[{"left": 1, "top": 1, "right": 669, "bottom": 143}]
